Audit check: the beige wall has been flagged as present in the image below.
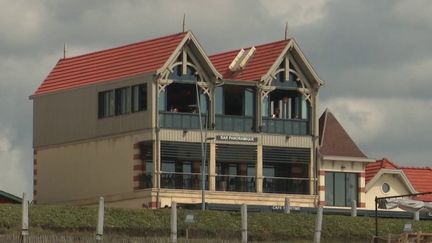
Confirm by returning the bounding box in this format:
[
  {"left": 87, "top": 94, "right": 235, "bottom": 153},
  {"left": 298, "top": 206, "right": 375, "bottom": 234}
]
[
  {"left": 364, "top": 173, "right": 411, "bottom": 210},
  {"left": 35, "top": 134, "right": 144, "bottom": 203},
  {"left": 33, "top": 74, "right": 154, "bottom": 148}
]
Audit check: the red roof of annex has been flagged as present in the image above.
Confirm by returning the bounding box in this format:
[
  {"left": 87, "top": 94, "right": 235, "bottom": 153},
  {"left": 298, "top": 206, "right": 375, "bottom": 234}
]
[{"left": 366, "top": 158, "right": 432, "bottom": 201}]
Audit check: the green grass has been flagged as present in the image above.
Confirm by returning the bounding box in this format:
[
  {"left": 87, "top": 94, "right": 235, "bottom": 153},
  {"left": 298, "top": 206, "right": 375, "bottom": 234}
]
[{"left": 0, "top": 204, "right": 431, "bottom": 242}]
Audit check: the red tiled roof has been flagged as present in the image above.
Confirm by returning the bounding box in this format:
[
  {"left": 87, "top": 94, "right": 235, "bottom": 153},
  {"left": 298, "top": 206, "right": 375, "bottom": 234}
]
[
  {"left": 365, "top": 158, "right": 398, "bottom": 182},
  {"left": 402, "top": 167, "right": 432, "bottom": 201},
  {"left": 319, "top": 109, "right": 367, "bottom": 158},
  {"left": 209, "top": 39, "right": 289, "bottom": 81},
  {"left": 366, "top": 158, "right": 432, "bottom": 201},
  {"left": 34, "top": 32, "right": 188, "bottom": 95}
]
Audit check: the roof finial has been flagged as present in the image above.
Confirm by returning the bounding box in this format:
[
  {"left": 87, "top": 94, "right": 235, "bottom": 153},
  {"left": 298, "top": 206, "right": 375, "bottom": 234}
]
[
  {"left": 63, "top": 42, "right": 67, "bottom": 59},
  {"left": 182, "top": 13, "right": 186, "bottom": 32},
  {"left": 284, "top": 22, "right": 289, "bottom": 40}
]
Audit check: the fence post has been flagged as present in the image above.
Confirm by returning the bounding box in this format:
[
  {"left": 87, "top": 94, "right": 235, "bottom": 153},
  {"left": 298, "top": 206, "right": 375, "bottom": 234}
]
[
  {"left": 96, "top": 197, "right": 104, "bottom": 241},
  {"left": 171, "top": 201, "right": 177, "bottom": 243},
  {"left": 413, "top": 210, "right": 420, "bottom": 221},
  {"left": 351, "top": 200, "right": 357, "bottom": 217},
  {"left": 284, "top": 198, "right": 291, "bottom": 214},
  {"left": 314, "top": 206, "right": 323, "bottom": 243},
  {"left": 21, "top": 192, "right": 29, "bottom": 238},
  {"left": 241, "top": 204, "right": 247, "bottom": 243}
]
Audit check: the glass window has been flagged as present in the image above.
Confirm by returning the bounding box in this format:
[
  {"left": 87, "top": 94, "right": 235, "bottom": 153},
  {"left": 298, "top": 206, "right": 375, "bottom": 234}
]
[
  {"left": 115, "top": 87, "right": 131, "bottom": 115},
  {"left": 325, "top": 172, "right": 334, "bottom": 206},
  {"left": 325, "top": 172, "right": 359, "bottom": 207},
  {"left": 98, "top": 90, "right": 115, "bottom": 118},
  {"left": 382, "top": 183, "right": 390, "bottom": 193},
  {"left": 334, "top": 173, "right": 346, "bottom": 206},
  {"left": 262, "top": 96, "right": 269, "bottom": 117},
  {"left": 244, "top": 88, "right": 255, "bottom": 117},
  {"left": 159, "top": 89, "right": 166, "bottom": 111},
  {"left": 215, "top": 86, "right": 223, "bottom": 115},
  {"left": 98, "top": 83, "right": 146, "bottom": 119},
  {"left": 301, "top": 95, "right": 308, "bottom": 119},
  {"left": 132, "top": 84, "right": 147, "bottom": 112}
]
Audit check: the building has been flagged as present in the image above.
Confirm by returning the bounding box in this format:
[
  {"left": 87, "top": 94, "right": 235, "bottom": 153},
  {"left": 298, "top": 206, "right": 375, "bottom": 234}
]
[
  {"left": 32, "top": 31, "right": 371, "bottom": 208},
  {"left": 365, "top": 158, "right": 432, "bottom": 209},
  {"left": 0, "top": 190, "right": 21, "bottom": 204},
  {"left": 317, "top": 110, "right": 374, "bottom": 208}
]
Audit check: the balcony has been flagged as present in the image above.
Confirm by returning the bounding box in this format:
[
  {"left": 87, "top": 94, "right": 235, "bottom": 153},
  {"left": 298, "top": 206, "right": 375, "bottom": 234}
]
[
  {"left": 263, "top": 176, "right": 309, "bottom": 194},
  {"left": 215, "top": 115, "right": 254, "bottom": 132},
  {"left": 159, "top": 111, "right": 206, "bottom": 130},
  {"left": 262, "top": 117, "right": 309, "bottom": 135}
]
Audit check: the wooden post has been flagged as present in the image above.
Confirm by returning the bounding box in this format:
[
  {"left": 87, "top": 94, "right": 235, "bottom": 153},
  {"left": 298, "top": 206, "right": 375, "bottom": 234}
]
[
  {"left": 21, "top": 192, "right": 29, "bottom": 237},
  {"left": 314, "top": 206, "right": 323, "bottom": 243},
  {"left": 284, "top": 198, "right": 291, "bottom": 214},
  {"left": 96, "top": 197, "right": 104, "bottom": 241},
  {"left": 351, "top": 200, "right": 357, "bottom": 217},
  {"left": 413, "top": 210, "right": 420, "bottom": 221},
  {"left": 171, "top": 201, "right": 177, "bottom": 243},
  {"left": 241, "top": 204, "right": 247, "bottom": 243}
]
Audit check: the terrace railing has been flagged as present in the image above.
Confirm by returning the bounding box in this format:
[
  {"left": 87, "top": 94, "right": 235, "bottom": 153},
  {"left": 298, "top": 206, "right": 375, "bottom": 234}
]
[
  {"left": 215, "top": 175, "right": 256, "bottom": 192},
  {"left": 160, "top": 172, "right": 208, "bottom": 190},
  {"left": 263, "top": 176, "right": 309, "bottom": 194},
  {"left": 215, "top": 115, "right": 254, "bottom": 132},
  {"left": 159, "top": 111, "right": 207, "bottom": 130},
  {"left": 262, "top": 117, "right": 309, "bottom": 135}
]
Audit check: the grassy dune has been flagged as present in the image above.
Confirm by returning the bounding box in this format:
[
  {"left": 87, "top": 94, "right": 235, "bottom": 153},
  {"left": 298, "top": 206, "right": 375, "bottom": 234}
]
[{"left": 0, "top": 204, "right": 431, "bottom": 242}]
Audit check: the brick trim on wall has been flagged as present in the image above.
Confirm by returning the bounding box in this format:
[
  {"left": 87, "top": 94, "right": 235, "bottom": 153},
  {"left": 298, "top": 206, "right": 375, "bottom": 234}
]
[
  {"left": 33, "top": 149, "right": 37, "bottom": 202},
  {"left": 133, "top": 143, "right": 143, "bottom": 191}
]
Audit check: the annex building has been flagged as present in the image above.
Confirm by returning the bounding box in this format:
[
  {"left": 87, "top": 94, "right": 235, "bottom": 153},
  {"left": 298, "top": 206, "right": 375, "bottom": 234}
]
[{"left": 32, "top": 31, "right": 373, "bottom": 208}]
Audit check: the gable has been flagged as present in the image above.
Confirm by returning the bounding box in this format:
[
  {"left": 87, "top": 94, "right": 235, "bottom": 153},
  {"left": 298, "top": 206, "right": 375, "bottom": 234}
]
[
  {"left": 157, "top": 31, "right": 221, "bottom": 83},
  {"left": 319, "top": 109, "right": 367, "bottom": 158},
  {"left": 261, "top": 39, "right": 324, "bottom": 88}
]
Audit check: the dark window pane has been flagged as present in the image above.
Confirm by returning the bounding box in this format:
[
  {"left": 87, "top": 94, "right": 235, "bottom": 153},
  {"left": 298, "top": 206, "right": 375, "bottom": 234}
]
[
  {"left": 132, "top": 84, "right": 147, "bottom": 112},
  {"left": 346, "top": 173, "right": 358, "bottom": 206},
  {"left": 115, "top": 87, "right": 131, "bottom": 115},
  {"left": 244, "top": 88, "right": 255, "bottom": 117},
  {"left": 224, "top": 86, "right": 244, "bottom": 116},
  {"left": 98, "top": 90, "right": 115, "bottom": 118},
  {"left": 215, "top": 86, "right": 223, "bottom": 115},
  {"left": 325, "top": 172, "right": 334, "bottom": 206},
  {"left": 334, "top": 173, "right": 346, "bottom": 206}
]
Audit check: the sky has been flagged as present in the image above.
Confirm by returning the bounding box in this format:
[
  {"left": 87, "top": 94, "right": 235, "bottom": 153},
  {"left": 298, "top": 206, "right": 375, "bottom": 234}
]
[{"left": 0, "top": 0, "right": 431, "bottom": 198}]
